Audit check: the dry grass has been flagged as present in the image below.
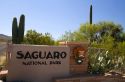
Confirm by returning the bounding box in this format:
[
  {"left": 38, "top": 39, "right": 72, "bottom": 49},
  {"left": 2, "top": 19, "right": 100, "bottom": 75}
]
[
  {"left": 0, "top": 51, "right": 7, "bottom": 67},
  {"left": 0, "top": 55, "right": 6, "bottom": 66}
]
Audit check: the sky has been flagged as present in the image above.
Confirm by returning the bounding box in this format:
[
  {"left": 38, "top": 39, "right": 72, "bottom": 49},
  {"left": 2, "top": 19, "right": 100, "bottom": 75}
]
[{"left": 0, "top": 0, "right": 125, "bottom": 40}]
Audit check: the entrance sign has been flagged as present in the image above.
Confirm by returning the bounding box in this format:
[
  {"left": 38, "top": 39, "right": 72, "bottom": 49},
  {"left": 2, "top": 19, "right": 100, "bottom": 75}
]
[{"left": 7, "top": 44, "right": 70, "bottom": 82}]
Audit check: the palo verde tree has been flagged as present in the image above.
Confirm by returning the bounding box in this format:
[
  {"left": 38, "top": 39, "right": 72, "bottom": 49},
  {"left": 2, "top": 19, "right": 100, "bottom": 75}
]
[
  {"left": 60, "top": 22, "right": 125, "bottom": 43},
  {"left": 23, "top": 29, "right": 55, "bottom": 45}
]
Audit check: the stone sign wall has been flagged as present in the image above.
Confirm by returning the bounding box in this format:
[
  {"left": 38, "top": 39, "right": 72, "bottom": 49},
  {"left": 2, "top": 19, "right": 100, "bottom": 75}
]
[{"left": 7, "top": 44, "right": 70, "bottom": 82}]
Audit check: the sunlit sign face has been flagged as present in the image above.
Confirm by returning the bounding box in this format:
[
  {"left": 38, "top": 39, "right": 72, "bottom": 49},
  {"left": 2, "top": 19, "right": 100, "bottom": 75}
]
[
  {"left": 15, "top": 50, "right": 67, "bottom": 65},
  {"left": 7, "top": 44, "right": 70, "bottom": 82},
  {"left": 16, "top": 51, "right": 67, "bottom": 59}
]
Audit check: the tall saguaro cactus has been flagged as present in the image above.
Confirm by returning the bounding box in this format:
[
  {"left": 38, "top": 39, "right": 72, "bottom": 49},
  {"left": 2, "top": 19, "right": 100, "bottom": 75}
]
[
  {"left": 12, "top": 14, "right": 25, "bottom": 44},
  {"left": 90, "top": 4, "right": 92, "bottom": 25},
  {"left": 12, "top": 17, "right": 18, "bottom": 44},
  {"left": 18, "top": 14, "right": 25, "bottom": 43}
]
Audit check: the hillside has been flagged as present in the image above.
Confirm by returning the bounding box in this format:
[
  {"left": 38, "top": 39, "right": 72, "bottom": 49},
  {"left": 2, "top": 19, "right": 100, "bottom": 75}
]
[{"left": 0, "top": 34, "right": 11, "bottom": 42}]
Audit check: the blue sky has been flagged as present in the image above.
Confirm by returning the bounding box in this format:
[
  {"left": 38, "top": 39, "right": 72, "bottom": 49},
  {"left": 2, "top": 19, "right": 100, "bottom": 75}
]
[{"left": 0, "top": 0, "right": 125, "bottom": 40}]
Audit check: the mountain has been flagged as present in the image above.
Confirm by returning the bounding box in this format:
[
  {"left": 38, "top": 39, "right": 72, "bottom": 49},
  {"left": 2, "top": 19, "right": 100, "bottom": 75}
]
[{"left": 0, "top": 34, "right": 11, "bottom": 41}]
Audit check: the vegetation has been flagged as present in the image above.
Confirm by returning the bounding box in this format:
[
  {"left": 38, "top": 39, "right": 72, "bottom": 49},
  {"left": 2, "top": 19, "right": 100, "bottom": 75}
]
[
  {"left": 23, "top": 29, "right": 55, "bottom": 45},
  {"left": 12, "top": 14, "right": 25, "bottom": 44},
  {"left": 60, "top": 21, "right": 125, "bottom": 74}
]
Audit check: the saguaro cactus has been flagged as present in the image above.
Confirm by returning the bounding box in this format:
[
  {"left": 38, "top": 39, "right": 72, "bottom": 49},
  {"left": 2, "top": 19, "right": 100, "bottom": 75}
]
[
  {"left": 90, "top": 5, "right": 92, "bottom": 25},
  {"left": 12, "top": 14, "right": 25, "bottom": 44},
  {"left": 18, "top": 14, "right": 25, "bottom": 43},
  {"left": 12, "top": 17, "right": 18, "bottom": 44}
]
